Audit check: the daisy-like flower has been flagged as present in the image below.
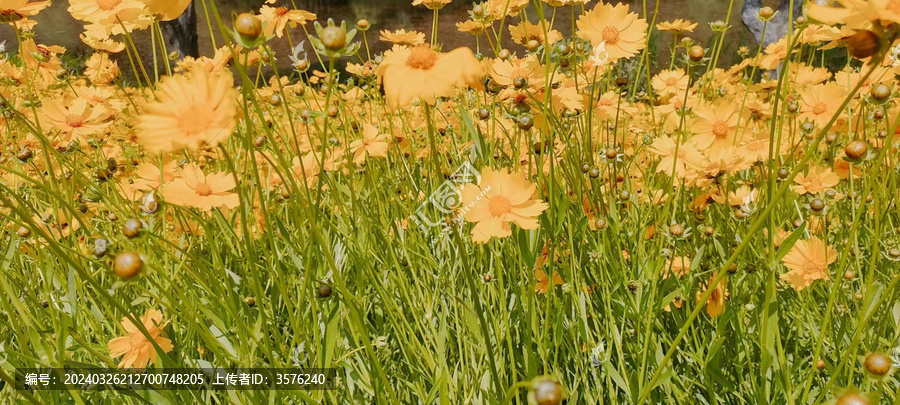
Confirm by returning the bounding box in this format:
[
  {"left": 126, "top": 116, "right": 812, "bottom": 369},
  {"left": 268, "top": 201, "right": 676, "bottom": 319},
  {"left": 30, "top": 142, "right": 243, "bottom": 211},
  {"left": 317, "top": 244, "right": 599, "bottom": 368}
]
[
  {"left": 792, "top": 165, "right": 840, "bottom": 195},
  {"left": 808, "top": 0, "right": 900, "bottom": 26},
  {"left": 485, "top": 0, "right": 529, "bottom": 18},
  {"left": 0, "top": 0, "right": 49, "bottom": 20},
  {"left": 799, "top": 82, "right": 847, "bottom": 128},
  {"left": 41, "top": 98, "right": 110, "bottom": 142},
  {"left": 459, "top": 167, "right": 548, "bottom": 243},
  {"left": 68, "top": 0, "right": 146, "bottom": 25},
  {"left": 107, "top": 309, "right": 174, "bottom": 369},
  {"left": 379, "top": 29, "right": 426, "bottom": 46},
  {"left": 656, "top": 19, "right": 698, "bottom": 34},
  {"left": 690, "top": 102, "right": 742, "bottom": 150},
  {"left": 662, "top": 256, "right": 691, "bottom": 279},
  {"left": 349, "top": 124, "right": 390, "bottom": 164},
  {"left": 576, "top": 2, "right": 648, "bottom": 62},
  {"left": 535, "top": 268, "right": 564, "bottom": 293},
  {"left": 259, "top": 4, "right": 315, "bottom": 38},
  {"left": 651, "top": 68, "right": 690, "bottom": 96},
  {"left": 141, "top": 0, "right": 191, "bottom": 21},
  {"left": 136, "top": 69, "right": 238, "bottom": 153},
  {"left": 162, "top": 163, "right": 240, "bottom": 212},
  {"left": 84, "top": 52, "right": 120, "bottom": 84},
  {"left": 697, "top": 274, "right": 729, "bottom": 317},
  {"left": 649, "top": 135, "right": 706, "bottom": 177},
  {"left": 412, "top": 0, "right": 452, "bottom": 9},
  {"left": 780, "top": 236, "right": 837, "bottom": 291},
  {"left": 375, "top": 44, "right": 484, "bottom": 111},
  {"left": 508, "top": 21, "right": 563, "bottom": 47}
]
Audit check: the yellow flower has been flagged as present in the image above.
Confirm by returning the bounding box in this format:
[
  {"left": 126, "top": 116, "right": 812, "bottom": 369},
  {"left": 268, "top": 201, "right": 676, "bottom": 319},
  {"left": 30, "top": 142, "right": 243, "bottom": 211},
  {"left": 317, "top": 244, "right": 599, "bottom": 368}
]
[
  {"left": 535, "top": 268, "right": 564, "bottom": 294},
  {"left": 663, "top": 256, "right": 692, "bottom": 279},
  {"left": 456, "top": 20, "right": 489, "bottom": 34},
  {"left": 649, "top": 135, "right": 705, "bottom": 177},
  {"left": 780, "top": 236, "right": 837, "bottom": 291},
  {"left": 459, "top": 167, "right": 548, "bottom": 243},
  {"left": 792, "top": 165, "right": 840, "bottom": 195},
  {"left": 697, "top": 274, "right": 729, "bottom": 317},
  {"left": 651, "top": 68, "right": 689, "bottom": 96},
  {"left": 508, "top": 21, "right": 563, "bottom": 47},
  {"left": 84, "top": 52, "right": 120, "bottom": 84},
  {"left": 379, "top": 29, "right": 426, "bottom": 46},
  {"left": 162, "top": 163, "right": 240, "bottom": 212},
  {"left": 107, "top": 309, "right": 174, "bottom": 369},
  {"left": 259, "top": 5, "right": 315, "bottom": 38},
  {"left": 485, "top": 0, "right": 529, "bottom": 18},
  {"left": 375, "top": 45, "right": 484, "bottom": 111},
  {"left": 576, "top": 2, "right": 648, "bottom": 62},
  {"left": 68, "top": 0, "right": 145, "bottom": 25},
  {"left": 412, "top": 0, "right": 452, "bottom": 9},
  {"left": 141, "top": 0, "right": 191, "bottom": 21},
  {"left": 690, "top": 102, "right": 742, "bottom": 150},
  {"left": 808, "top": 0, "right": 900, "bottom": 27},
  {"left": 656, "top": 19, "right": 698, "bottom": 34},
  {"left": 0, "top": 0, "right": 49, "bottom": 20},
  {"left": 349, "top": 124, "right": 390, "bottom": 164},
  {"left": 799, "top": 82, "right": 847, "bottom": 128},
  {"left": 41, "top": 98, "right": 110, "bottom": 142},
  {"left": 136, "top": 69, "right": 238, "bottom": 153}
]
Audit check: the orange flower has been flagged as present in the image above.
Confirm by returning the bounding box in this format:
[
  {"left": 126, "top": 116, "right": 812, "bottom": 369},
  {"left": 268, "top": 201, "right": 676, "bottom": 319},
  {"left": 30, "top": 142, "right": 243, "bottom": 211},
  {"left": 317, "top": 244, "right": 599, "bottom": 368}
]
[
  {"left": 780, "top": 236, "right": 837, "bottom": 291},
  {"left": 508, "top": 21, "right": 562, "bottom": 47},
  {"left": 84, "top": 52, "right": 120, "bottom": 84},
  {"left": 697, "top": 274, "right": 729, "bottom": 317},
  {"left": 141, "top": 0, "right": 191, "bottom": 21},
  {"left": 651, "top": 68, "right": 689, "bottom": 96},
  {"left": 136, "top": 69, "right": 238, "bottom": 153},
  {"left": 690, "top": 102, "right": 742, "bottom": 150},
  {"left": 535, "top": 268, "right": 564, "bottom": 294},
  {"left": 799, "top": 82, "right": 847, "bottom": 128},
  {"left": 792, "top": 165, "right": 840, "bottom": 195},
  {"left": 576, "top": 2, "right": 648, "bottom": 62},
  {"left": 808, "top": 0, "right": 900, "bottom": 27},
  {"left": 376, "top": 45, "right": 484, "bottom": 110},
  {"left": 0, "top": 0, "right": 49, "bottom": 19},
  {"left": 107, "top": 309, "right": 174, "bottom": 369},
  {"left": 379, "top": 29, "right": 426, "bottom": 46},
  {"left": 41, "top": 98, "right": 110, "bottom": 142},
  {"left": 349, "top": 124, "right": 390, "bottom": 164},
  {"left": 459, "top": 167, "right": 548, "bottom": 243},
  {"left": 662, "top": 256, "right": 691, "bottom": 279},
  {"left": 68, "top": 0, "right": 145, "bottom": 25},
  {"left": 162, "top": 163, "right": 240, "bottom": 212},
  {"left": 656, "top": 19, "right": 698, "bottom": 34},
  {"left": 259, "top": 5, "right": 315, "bottom": 38},
  {"left": 650, "top": 135, "right": 705, "bottom": 177}
]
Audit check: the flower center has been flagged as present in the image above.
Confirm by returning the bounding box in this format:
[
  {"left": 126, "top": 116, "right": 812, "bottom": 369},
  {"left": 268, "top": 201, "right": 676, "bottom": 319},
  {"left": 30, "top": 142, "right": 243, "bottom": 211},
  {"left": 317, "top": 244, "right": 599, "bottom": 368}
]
[
  {"left": 712, "top": 121, "right": 729, "bottom": 138},
  {"left": 195, "top": 182, "right": 213, "bottom": 196},
  {"left": 127, "top": 333, "right": 148, "bottom": 349},
  {"left": 601, "top": 27, "right": 619, "bottom": 44},
  {"left": 177, "top": 105, "right": 214, "bottom": 136},
  {"left": 96, "top": 0, "right": 121, "bottom": 11},
  {"left": 665, "top": 77, "right": 678, "bottom": 86},
  {"left": 275, "top": 7, "right": 289, "bottom": 17},
  {"left": 406, "top": 46, "right": 439, "bottom": 70},
  {"left": 812, "top": 102, "right": 828, "bottom": 115},
  {"left": 65, "top": 114, "right": 85, "bottom": 128},
  {"left": 488, "top": 195, "right": 512, "bottom": 216}
]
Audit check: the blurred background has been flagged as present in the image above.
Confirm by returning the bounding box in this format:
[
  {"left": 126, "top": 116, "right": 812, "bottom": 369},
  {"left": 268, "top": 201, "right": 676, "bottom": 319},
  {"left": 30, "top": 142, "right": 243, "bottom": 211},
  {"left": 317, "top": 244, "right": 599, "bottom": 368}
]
[{"left": 0, "top": 0, "right": 760, "bottom": 79}]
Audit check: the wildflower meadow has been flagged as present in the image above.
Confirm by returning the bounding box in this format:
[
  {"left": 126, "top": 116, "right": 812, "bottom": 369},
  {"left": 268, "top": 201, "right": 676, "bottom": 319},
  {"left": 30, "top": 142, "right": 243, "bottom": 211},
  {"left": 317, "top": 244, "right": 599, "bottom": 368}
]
[{"left": 1, "top": 0, "right": 900, "bottom": 403}]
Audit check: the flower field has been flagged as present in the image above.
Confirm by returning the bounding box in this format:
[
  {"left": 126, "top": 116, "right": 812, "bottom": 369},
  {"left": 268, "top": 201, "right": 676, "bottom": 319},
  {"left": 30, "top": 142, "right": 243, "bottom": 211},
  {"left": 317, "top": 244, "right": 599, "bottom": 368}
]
[{"left": 1, "top": 0, "right": 900, "bottom": 403}]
